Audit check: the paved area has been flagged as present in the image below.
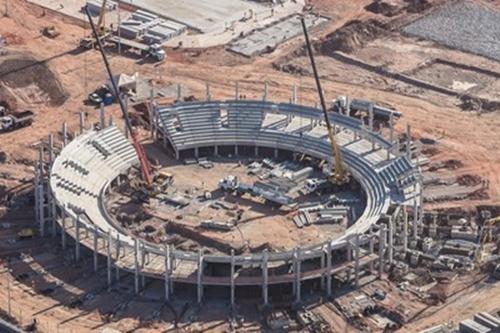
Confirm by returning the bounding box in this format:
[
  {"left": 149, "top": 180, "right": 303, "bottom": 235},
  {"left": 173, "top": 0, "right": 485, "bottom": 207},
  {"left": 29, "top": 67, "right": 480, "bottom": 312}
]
[
  {"left": 119, "top": 0, "right": 267, "bottom": 33},
  {"left": 26, "top": 0, "right": 130, "bottom": 26},
  {"left": 228, "top": 14, "right": 328, "bottom": 57},
  {"left": 403, "top": 1, "right": 500, "bottom": 61}
]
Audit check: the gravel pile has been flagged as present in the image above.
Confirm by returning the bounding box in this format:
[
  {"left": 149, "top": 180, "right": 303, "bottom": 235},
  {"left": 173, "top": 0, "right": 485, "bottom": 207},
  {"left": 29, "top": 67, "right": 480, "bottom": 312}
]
[{"left": 403, "top": 1, "right": 500, "bottom": 61}]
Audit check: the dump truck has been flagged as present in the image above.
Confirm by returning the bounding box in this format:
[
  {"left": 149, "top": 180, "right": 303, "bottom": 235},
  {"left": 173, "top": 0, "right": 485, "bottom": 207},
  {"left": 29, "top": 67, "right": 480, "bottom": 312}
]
[{"left": 0, "top": 110, "right": 34, "bottom": 132}]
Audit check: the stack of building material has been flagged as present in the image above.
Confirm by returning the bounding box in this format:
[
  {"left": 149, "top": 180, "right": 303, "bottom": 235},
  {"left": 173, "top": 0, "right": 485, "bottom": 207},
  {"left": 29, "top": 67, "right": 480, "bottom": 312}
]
[
  {"left": 119, "top": 10, "right": 187, "bottom": 44},
  {"left": 292, "top": 211, "right": 312, "bottom": 228},
  {"left": 316, "top": 207, "right": 349, "bottom": 224},
  {"left": 86, "top": 0, "right": 117, "bottom": 16},
  {"left": 459, "top": 319, "right": 490, "bottom": 333},
  {"left": 200, "top": 220, "right": 234, "bottom": 231}
]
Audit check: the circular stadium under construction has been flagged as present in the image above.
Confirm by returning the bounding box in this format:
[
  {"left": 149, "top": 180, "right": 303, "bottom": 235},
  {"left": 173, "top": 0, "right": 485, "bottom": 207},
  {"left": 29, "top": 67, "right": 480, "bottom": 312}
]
[{"left": 34, "top": 94, "right": 423, "bottom": 305}]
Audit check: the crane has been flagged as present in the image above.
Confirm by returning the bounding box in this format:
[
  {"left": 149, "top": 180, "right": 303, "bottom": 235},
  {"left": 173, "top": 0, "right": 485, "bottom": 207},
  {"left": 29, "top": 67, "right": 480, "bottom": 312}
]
[
  {"left": 96, "top": 0, "right": 108, "bottom": 36},
  {"left": 475, "top": 215, "right": 500, "bottom": 264},
  {"left": 80, "top": 0, "right": 110, "bottom": 49},
  {"left": 300, "top": 17, "right": 349, "bottom": 185},
  {"left": 84, "top": 5, "right": 153, "bottom": 185}
]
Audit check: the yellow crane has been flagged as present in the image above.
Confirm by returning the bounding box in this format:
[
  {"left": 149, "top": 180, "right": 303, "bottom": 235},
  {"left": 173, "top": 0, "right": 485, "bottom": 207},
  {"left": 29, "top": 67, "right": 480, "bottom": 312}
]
[
  {"left": 80, "top": 0, "right": 109, "bottom": 49},
  {"left": 301, "top": 17, "right": 349, "bottom": 185},
  {"left": 475, "top": 215, "right": 500, "bottom": 264},
  {"left": 95, "top": 0, "right": 108, "bottom": 35}
]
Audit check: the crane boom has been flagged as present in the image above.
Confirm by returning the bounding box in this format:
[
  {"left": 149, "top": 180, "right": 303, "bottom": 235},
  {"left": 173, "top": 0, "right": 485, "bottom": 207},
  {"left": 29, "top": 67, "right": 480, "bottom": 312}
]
[
  {"left": 84, "top": 5, "right": 152, "bottom": 185},
  {"left": 96, "top": 0, "right": 107, "bottom": 34},
  {"left": 300, "top": 17, "right": 349, "bottom": 185}
]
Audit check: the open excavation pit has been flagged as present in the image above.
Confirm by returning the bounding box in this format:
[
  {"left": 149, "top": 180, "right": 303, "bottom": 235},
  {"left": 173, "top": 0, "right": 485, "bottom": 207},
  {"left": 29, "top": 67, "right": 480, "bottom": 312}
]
[
  {"left": 0, "top": 53, "right": 68, "bottom": 107},
  {"left": 40, "top": 96, "right": 422, "bottom": 305}
]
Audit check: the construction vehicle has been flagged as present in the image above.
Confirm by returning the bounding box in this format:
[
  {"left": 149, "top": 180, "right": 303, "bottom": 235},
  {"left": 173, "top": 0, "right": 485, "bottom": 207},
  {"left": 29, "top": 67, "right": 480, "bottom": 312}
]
[
  {"left": 41, "top": 26, "right": 60, "bottom": 38},
  {"left": 0, "top": 110, "right": 34, "bottom": 132},
  {"left": 301, "top": 18, "right": 349, "bottom": 186},
  {"left": 475, "top": 216, "right": 500, "bottom": 264},
  {"left": 106, "top": 35, "right": 166, "bottom": 61},
  {"left": 80, "top": 0, "right": 109, "bottom": 49},
  {"left": 85, "top": 5, "right": 153, "bottom": 185},
  {"left": 17, "top": 228, "right": 34, "bottom": 239}
]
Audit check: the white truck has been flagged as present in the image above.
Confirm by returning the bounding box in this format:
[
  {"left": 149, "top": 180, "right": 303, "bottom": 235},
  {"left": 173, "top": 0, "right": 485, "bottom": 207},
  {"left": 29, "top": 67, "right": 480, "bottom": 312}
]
[
  {"left": 0, "top": 110, "right": 34, "bottom": 132},
  {"left": 106, "top": 36, "right": 166, "bottom": 61}
]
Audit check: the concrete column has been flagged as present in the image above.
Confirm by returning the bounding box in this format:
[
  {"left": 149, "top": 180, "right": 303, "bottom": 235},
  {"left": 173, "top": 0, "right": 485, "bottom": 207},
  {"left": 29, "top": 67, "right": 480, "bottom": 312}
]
[
  {"left": 292, "top": 84, "right": 297, "bottom": 104},
  {"left": 403, "top": 207, "right": 408, "bottom": 252},
  {"left": 274, "top": 148, "right": 278, "bottom": 159},
  {"left": 326, "top": 241, "right": 332, "bottom": 298},
  {"left": 354, "top": 234, "right": 360, "bottom": 288},
  {"left": 123, "top": 96, "right": 129, "bottom": 139},
  {"left": 107, "top": 230, "right": 112, "bottom": 288},
  {"left": 345, "top": 96, "right": 350, "bottom": 116},
  {"left": 61, "top": 210, "right": 66, "bottom": 250},
  {"left": 109, "top": 115, "right": 113, "bottom": 127},
  {"left": 115, "top": 233, "right": 120, "bottom": 258},
  {"left": 294, "top": 248, "right": 301, "bottom": 303},
  {"left": 100, "top": 103, "right": 105, "bottom": 129},
  {"left": 388, "top": 112, "right": 394, "bottom": 160},
  {"left": 262, "top": 249, "right": 268, "bottom": 306},
  {"left": 369, "top": 236, "right": 375, "bottom": 272},
  {"left": 320, "top": 250, "right": 326, "bottom": 290},
  {"left": 406, "top": 124, "right": 411, "bottom": 159},
  {"left": 230, "top": 249, "right": 235, "bottom": 307},
  {"left": 176, "top": 83, "right": 182, "bottom": 101},
  {"left": 164, "top": 245, "right": 171, "bottom": 301},
  {"left": 141, "top": 241, "right": 146, "bottom": 289},
  {"left": 75, "top": 216, "right": 81, "bottom": 262},
  {"left": 378, "top": 224, "right": 386, "bottom": 278},
  {"left": 197, "top": 249, "right": 204, "bottom": 304},
  {"left": 235, "top": 81, "right": 239, "bottom": 100},
  {"left": 194, "top": 147, "right": 199, "bottom": 158},
  {"left": 79, "top": 112, "right": 85, "bottom": 134},
  {"left": 214, "top": 145, "right": 218, "bottom": 156},
  {"left": 38, "top": 159, "right": 46, "bottom": 236},
  {"left": 62, "top": 122, "right": 68, "bottom": 146},
  {"left": 206, "top": 82, "right": 211, "bottom": 101},
  {"left": 368, "top": 103, "right": 374, "bottom": 132},
  {"left": 388, "top": 218, "right": 394, "bottom": 265},
  {"left": 234, "top": 145, "right": 238, "bottom": 156},
  {"left": 50, "top": 194, "right": 57, "bottom": 237},
  {"left": 413, "top": 199, "right": 418, "bottom": 241},
  {"left": 254, "top": 146, "right": 259, "bottom": 157},
  {"left": 263, "top": 81, "right": 268, "bottom": 101},
  {"left": 369, "top": 104, "right": 375, "bottom": 150},
  {"left": 347, "top": 241, "right": 352, "bottom": 262},
  {"left": 48, "top": 134, "right": 54, "bottom": 165},
  {"left": 134, "top": 239, "right": 139, "bottom": 294},
  {"left": 93, "top": 226, "right": 98, "bottom": 272},
  {"left": 34, "top": 166, "right": 39, "bottom": 227}
]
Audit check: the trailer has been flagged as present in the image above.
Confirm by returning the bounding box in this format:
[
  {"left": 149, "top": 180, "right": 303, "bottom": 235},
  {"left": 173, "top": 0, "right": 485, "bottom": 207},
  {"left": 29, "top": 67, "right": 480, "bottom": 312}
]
[
  {"left": 0, "top": 110, "right": 34, "bottom": 132},
  {"left": 106, "top": 35, "right": 166, "bottom": 61}
]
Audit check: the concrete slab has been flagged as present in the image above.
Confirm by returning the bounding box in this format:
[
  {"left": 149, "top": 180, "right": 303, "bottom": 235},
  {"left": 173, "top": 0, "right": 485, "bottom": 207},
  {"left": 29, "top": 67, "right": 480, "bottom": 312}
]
[
  {"left": 27, "top": 0, "right": 131, "bottom": 27},
  {"left": 119, "top": 0, "right": 267, "bottom": 33},
  {"left": 228, "top": 14, "right": 328, "bottom": 57}
]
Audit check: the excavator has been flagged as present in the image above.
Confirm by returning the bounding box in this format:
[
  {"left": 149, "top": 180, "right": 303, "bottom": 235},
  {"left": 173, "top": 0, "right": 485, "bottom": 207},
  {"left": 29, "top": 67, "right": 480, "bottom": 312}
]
[
  {"left": 301, "top": 17, "right": 350, "bottom": 185},
  {"left": 80, "top": 0, "right": 110, "bottom": 49},
  {"left": 85, "top": 5, "right": 153, "bottom": 185}
]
